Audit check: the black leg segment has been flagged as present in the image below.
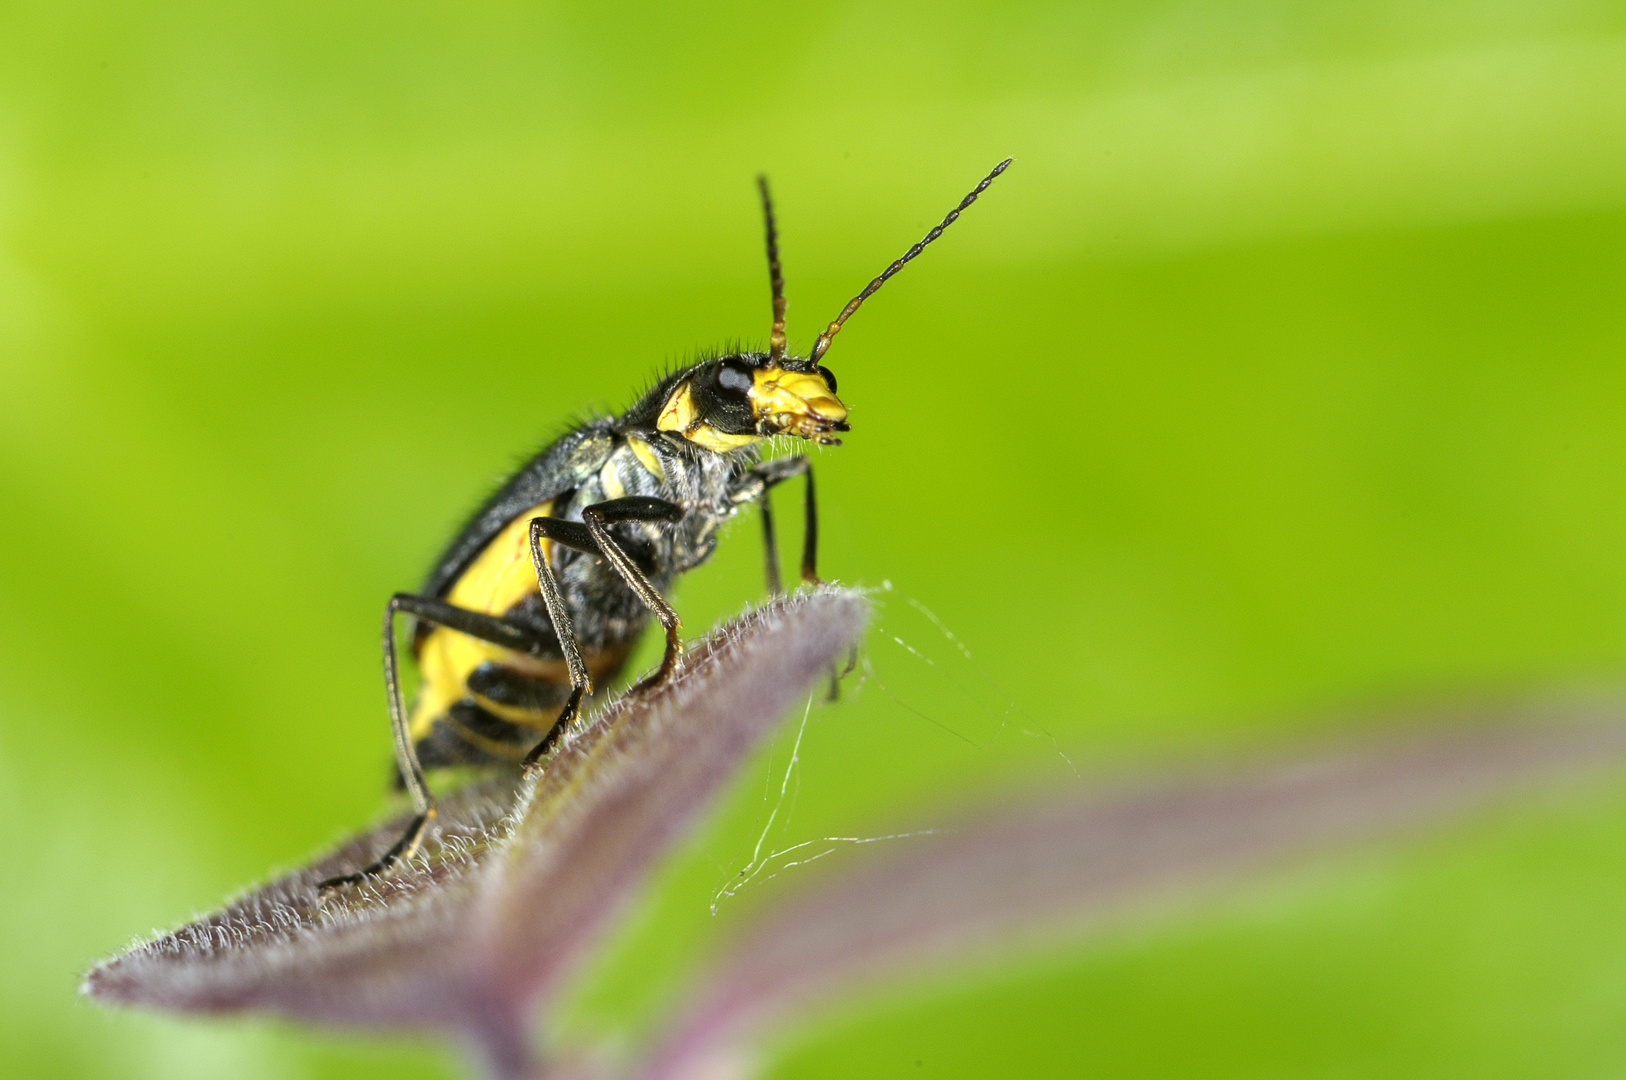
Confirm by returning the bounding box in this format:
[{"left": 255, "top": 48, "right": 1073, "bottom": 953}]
[
  {"left": 581, "top": 497, "right": 686, "bottom": 686},
  {"left": 730, "top": 456, "right": 820, "bottom": 593},
  {"left": 318, "top": 593, "right": 549, "bottom": 891},
  {"left": 523, "top": 495, "right": 685, "bottom": 763}
]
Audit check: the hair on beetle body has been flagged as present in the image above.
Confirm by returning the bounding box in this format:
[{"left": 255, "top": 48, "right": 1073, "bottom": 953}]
[{"left": 318, "top": 159, "right": 1012, "bottom": 890}]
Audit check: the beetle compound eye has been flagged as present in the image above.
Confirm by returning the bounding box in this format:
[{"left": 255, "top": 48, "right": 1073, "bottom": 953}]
[
  {"left": 716, "top": 361, "right": 754, "bottom": 397},
  {"left": 816, "top": 366, "right": 838, "bottom": 394}
]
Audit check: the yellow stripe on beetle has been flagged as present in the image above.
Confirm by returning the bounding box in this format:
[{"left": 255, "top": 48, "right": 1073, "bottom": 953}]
[
  {"left": 408, "top": 500, "right": 553, "bottom": 740},
  {"left": 627, "top": 436, "right": 664, "bottom": 482},
  {"left": 657, "top": 380, "right": 697, "bottom": 433},
  {"left": 657, "top": 378, "right": 765, "bottom": 453}
]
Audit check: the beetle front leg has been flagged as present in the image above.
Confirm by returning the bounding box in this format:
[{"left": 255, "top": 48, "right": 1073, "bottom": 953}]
[{"left": 732, "top": 455, "right": 819, "bottom": 595}]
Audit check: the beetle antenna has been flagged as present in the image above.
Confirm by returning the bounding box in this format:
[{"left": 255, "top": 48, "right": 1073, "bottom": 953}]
[
  {"left": 758, "top": 175, "right": 788, "bottom": 363},
  {"left": 810, "top": 158, "right": 1011, "bottom": 364}
]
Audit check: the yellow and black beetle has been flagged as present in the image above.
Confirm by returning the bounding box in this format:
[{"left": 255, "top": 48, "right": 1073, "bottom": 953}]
[{"left": 320, "top": 159, "right": 1011, "bottom": 888}]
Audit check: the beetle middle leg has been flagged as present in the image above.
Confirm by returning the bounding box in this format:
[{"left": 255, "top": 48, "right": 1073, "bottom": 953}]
[
  {"left": 526, "top": 496, "right": 685, "bottom": 765},
  {"left": 731, "top": 457, "right": 851, "bottom": 696}
]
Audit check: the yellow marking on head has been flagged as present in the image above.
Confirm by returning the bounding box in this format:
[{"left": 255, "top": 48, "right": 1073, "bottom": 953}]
[
  {"left": 686, "top": 425, "right": 762, "bottom": 453},
  {"left": 656, "top": 376, "right": 762, "bottom": 453},
  {"left": 627, "top": 436, "right": 665, "bottom": 482},
  {"left": 656, "top": 380, "right": 697, "bottom": 434},
  {"left": 749, "top": 367, "right": 847, "bottom": 440}
]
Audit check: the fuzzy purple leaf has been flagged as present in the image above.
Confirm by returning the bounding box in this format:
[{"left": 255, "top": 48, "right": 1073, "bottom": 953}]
[
  {"left": 83, "top": 586, "right": 870, "bottom": 1079},
  {"left": 635, "top": 703, "right": 1626, "bottom": 1080}
]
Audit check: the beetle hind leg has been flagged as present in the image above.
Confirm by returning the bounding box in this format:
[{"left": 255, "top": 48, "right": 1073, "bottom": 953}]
[
  {"left": 318, "top": 593, "right": 546, "bottom": 893},
  {"left": 317, "top": 810, "right": 434, "bottom": 890}
]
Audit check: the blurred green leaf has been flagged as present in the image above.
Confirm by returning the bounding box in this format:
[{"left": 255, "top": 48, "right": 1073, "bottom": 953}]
[{"left": 3, "top": 1, "right": 1625, "bottom": 1078}]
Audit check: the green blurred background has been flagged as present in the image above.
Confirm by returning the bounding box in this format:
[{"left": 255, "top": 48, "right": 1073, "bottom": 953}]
[{"left": 4, "top": 1, "right": 1626, "bottom": 1076}]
